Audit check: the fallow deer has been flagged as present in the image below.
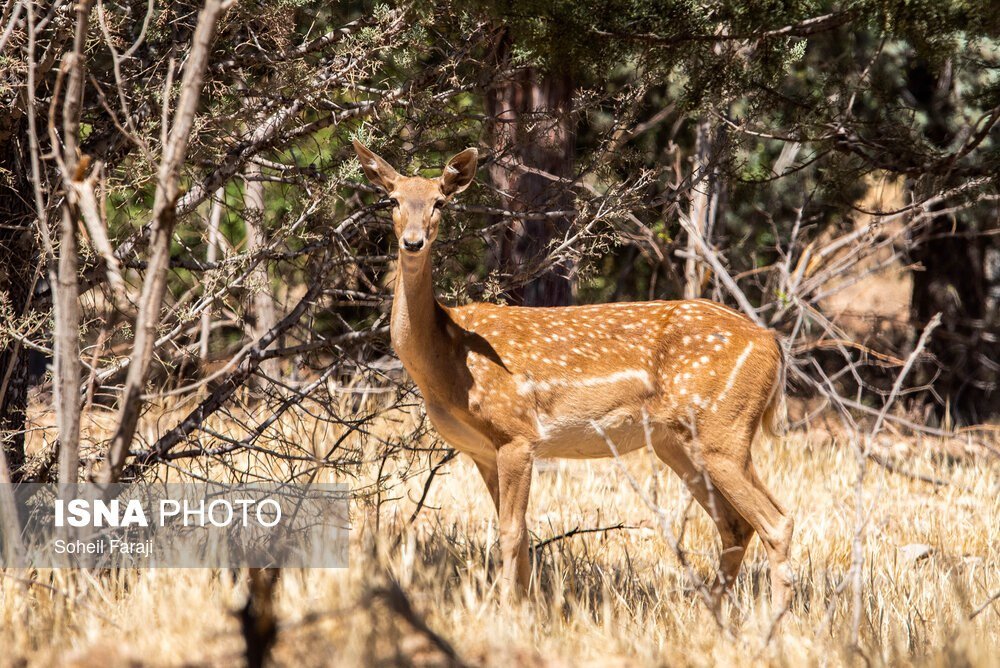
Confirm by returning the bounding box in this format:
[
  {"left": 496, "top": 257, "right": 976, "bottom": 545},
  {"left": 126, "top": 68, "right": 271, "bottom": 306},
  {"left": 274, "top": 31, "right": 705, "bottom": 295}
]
[{"left": 353, "top": 140, "right": 794, "bottom": 613}]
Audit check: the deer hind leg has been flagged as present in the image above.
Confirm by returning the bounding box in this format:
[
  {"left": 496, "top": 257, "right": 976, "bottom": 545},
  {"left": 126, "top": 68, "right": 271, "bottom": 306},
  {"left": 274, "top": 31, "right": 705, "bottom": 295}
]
[
  {"left": 496, "top": 439, "right": 533, "bottom": 597},
  {"left": 698, "top": 437, "right": 794, "bottom": 615},
  {"left": 651, "top": 438, "right": 755, "bottom": 608}
]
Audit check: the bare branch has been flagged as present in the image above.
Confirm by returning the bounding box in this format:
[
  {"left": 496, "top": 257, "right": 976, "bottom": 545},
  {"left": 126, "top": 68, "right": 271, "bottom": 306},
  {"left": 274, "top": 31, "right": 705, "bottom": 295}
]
[{"left": 101, "top": 0, "right": 231, "bottom": 483}]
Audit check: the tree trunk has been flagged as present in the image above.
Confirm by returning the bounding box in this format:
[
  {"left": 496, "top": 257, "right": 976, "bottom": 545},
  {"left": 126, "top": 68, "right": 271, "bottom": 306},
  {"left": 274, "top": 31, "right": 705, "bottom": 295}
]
[
  {"left": 486, "top": 36, "right": 576, "bottom": 306},
  {"left": 684, "top": 116, "right": 719, "bottom": 300},
  {"left": 199, "top": 188, "right": 225, "bottom": 361},
  {"left": 907, "top": 58, "right": 1000, "bottom": 423},
  {"left": 240, "top": 568, "right": 280, "bottom": 668},
  {"left": 53, "top": 205, "right": 82, "bottom": 484},
  {"left": 911, "top": 224, "right": 1000, "bottom": 423},
  {"left": 243, "top": 163, "right": 281, "bottom": 385},
  {"left": 53, "top": 0, "right": 94, "bottom": 485},
  {"left": 0, "top": 119, "right": 38, "bottom": 483}
]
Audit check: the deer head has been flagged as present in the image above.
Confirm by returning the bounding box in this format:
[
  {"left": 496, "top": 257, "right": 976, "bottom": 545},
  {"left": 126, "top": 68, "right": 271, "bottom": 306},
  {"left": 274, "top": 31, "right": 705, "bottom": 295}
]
[{"left": 352, "top": 140, "right": 478, "bottom": 255}]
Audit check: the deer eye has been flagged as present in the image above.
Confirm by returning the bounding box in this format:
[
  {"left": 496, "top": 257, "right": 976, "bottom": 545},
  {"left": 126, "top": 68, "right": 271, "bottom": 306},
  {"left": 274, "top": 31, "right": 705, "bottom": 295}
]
[
  {"left": 388, "top": 198, "right": 399, "bottom": 208},
  {"left": 433, "top": 200, "right": 445, "bottom": 210}
]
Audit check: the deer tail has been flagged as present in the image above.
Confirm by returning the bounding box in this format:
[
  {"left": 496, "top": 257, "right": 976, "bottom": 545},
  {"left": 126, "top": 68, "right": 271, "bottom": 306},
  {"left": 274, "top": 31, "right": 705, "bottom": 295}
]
[{"left": 760, "top": 337, "right": 787, "bottom": 441}]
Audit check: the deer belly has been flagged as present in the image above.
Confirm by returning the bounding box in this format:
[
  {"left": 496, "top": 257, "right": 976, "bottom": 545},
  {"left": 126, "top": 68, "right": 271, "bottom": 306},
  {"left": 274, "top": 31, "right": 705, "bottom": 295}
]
[
  {"left": 525, "top": 370, "right": 657, "bottom": 458},
  {"left": 533, "top": 407, "right": 649, "bottom": 459}
]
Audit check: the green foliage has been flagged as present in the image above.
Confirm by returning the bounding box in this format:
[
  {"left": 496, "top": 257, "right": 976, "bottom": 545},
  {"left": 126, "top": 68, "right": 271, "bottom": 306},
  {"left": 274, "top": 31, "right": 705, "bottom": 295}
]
[{"left": 12, "top": 0, "right": 992, "bottom": 416}]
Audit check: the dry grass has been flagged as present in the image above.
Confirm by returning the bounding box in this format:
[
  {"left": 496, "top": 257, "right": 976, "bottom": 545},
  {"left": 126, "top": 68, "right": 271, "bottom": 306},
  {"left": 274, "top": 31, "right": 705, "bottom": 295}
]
[{"left": 2, "top": 402, "right": 999, "bottom": 667}]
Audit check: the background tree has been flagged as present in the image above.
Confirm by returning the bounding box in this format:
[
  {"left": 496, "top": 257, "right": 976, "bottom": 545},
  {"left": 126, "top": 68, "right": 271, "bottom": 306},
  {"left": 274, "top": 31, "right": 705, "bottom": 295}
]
[
  {"left": 0, "top": 0, "right": 996, "bottom": 486},
  {"left": 485, "top": 29, "right": 577, "bottom": 306}
]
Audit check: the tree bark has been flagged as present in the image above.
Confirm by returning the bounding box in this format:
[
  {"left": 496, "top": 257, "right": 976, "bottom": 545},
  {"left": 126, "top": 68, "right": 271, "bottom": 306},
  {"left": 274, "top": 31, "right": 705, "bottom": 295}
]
[
  {"left": 684, "top": 116, "right": 719, "bottom": 300},
  {"left": 906, "top": 58, "right": 1000, "bottom": 423},
  {"left": 486, "top": 35, "right": 576, "bottom": 306},
  {"left": 0, "top": 433, "right": 26, "bottom": 563},
  {"left": 53, "top": 206, "right": 82, "bottom": 484},
  {"left": 240, "top": 568, "right": 280, "bottom": 668},
  {"left": 0, "top": 112, "right": 37, "bottom": 483},
  {"left": 911, "top": 224, "right": 1000, "bottom": 423},
  {"left": 243, "top": 163, "right": 280, "bottom": 385},
  {"left": 52, "top": 0, "right": 94, "bottom": 485},
  {"left": 199, "top": 188, "right": 225, "bottom": 361}
]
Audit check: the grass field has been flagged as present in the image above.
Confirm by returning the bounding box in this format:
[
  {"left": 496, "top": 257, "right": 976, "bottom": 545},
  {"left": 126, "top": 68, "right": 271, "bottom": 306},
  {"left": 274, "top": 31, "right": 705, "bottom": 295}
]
[{"left": 2, "top": 403, "right": 998, "bottom": 667}]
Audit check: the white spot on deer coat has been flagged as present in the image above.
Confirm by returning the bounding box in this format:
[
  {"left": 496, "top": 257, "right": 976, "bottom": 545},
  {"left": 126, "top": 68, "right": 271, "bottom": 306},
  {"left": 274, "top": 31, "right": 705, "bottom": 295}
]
[
  {"left": 515, "top": 369, "right": 654, "bottom": 396},
  {"left": 712, "top": 342, "right": 754, "bottom": 412}
]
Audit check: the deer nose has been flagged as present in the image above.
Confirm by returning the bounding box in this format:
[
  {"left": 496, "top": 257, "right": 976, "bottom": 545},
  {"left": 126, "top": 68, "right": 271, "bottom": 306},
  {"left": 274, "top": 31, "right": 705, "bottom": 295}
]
[{"left": 402, "top": 238, "right": 425, "bottom": 252}]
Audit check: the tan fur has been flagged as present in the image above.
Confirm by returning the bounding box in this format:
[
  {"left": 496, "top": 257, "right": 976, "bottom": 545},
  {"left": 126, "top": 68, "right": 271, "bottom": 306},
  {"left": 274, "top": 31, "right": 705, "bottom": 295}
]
[{"left": 353, "top": 141, "right": 795, "bottom": 613}]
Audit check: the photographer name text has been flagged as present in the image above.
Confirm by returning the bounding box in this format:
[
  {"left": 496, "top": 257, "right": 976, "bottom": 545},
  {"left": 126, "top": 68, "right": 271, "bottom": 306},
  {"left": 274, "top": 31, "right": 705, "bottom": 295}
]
[{"left": 53, "top": 537, "right": 154, "bottom": 556}]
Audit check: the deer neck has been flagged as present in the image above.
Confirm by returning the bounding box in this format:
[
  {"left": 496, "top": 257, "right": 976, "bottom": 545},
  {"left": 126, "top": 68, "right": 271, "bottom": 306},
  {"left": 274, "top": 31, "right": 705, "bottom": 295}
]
[{"left": 391, "top": 252, "right": 456, "bottom": 397}]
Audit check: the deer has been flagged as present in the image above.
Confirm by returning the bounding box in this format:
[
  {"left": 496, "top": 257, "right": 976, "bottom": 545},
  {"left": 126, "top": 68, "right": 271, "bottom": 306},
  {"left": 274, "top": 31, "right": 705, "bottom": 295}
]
[{"left": 352, "top": 139, "right": 795, "bottom": 614}]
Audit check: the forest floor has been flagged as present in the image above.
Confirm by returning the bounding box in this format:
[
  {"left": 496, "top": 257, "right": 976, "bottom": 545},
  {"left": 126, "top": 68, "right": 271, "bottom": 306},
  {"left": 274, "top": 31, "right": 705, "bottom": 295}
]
[{"left": 2, "top": 402, "right": 999, "bottom": 667}]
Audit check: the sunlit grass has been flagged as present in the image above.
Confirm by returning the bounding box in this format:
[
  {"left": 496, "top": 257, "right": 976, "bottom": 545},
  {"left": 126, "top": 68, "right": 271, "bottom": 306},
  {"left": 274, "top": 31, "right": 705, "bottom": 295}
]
[{"left": 4, "top": 402, "right": 998, "bottom": 666}]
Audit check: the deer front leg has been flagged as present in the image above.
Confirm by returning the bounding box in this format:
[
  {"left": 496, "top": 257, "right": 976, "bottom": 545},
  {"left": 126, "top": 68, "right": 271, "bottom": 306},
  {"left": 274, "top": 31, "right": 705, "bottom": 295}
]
[
  {"left": 497, "top": 439, "right": 533, "bottom": 598},
  {"left": 471, "top": 456, "right": 500, "bottom": 514}
]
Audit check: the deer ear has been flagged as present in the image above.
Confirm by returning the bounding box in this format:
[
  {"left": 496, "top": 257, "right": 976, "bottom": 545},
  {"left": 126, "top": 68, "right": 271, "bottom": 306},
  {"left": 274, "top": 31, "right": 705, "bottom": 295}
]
[
  {"left": 352, "top": 139, "right": 400, "bottom": 192},
  {"left": 440, "top": 148, "right": 478, "bottom": 196}
]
